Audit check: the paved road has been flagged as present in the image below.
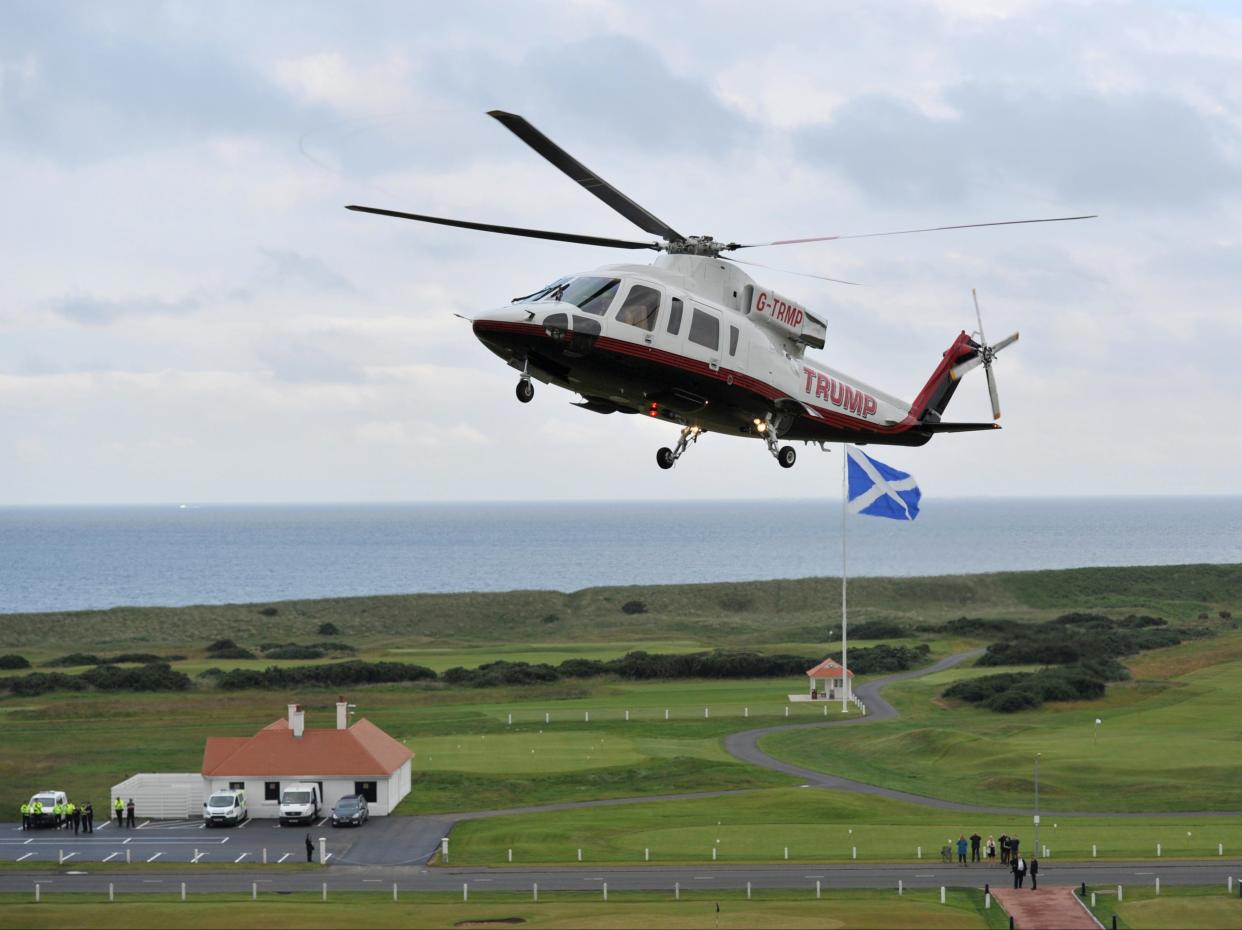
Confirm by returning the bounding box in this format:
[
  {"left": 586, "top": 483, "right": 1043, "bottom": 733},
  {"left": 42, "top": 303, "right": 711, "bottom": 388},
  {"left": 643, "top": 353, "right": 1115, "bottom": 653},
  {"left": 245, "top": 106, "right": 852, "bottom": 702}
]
[{"left": 5, "top": 859, "right": 1240, "bottom": 895}]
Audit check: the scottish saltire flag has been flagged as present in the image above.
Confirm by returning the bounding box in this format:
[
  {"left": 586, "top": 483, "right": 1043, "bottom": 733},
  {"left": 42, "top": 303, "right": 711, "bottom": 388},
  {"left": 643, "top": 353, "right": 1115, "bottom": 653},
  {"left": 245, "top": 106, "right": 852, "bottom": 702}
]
[{"left": 846, "top": 446, "right": 921, "bottom": 521}]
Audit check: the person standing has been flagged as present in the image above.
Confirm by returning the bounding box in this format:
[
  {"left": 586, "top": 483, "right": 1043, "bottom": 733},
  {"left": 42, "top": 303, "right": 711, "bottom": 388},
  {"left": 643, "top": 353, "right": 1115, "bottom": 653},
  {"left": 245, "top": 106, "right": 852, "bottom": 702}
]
[
  {"left": 956, "top": 834, "right": 968, "bottom": 865},
  {"left": 20, "top": 802, "right": 29, "bottom": 831},
  {"left": 71, "top": 801, "right": 81, "bottom": 835},
  {"left": 1014, "top": 855, "right": 1027, "bottom": 888},
  {"left": 986, "top": 835, "right": 996, "bottom": 861},
  {"left": 1011, "top": 836, "right": 1021, "bottom": 864},
  {"left": 970, "top": 831, "right": 982, "bottom": 863},
  {"left": 126, "top": 798, "right": 135, "bottom": 829},
  {"left": 83, "top": 802, "right": 94, "bottom": 834},
  {"left": 305, "top": 833, "right": 314, "bottom": 863},
  {"left": 1029, "top": 856, "right": 1039, "bottom": 891},
  {"left": 114, "top": 797, "right": 124, "bottom": 828},
  {"left": 32, "top": 800, "right": 44, "bottom": 827},
  {"left": 999, "top": 833, "right": 1009, "bottom": 865}
]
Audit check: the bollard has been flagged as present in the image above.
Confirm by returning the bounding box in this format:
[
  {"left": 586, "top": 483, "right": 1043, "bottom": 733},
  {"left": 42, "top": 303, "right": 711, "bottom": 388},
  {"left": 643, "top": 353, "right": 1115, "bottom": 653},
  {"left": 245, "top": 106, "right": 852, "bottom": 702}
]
[
  {"left": 319, "top": 836, "right": 327, "bottom": 865},
  {"left": 745, "top": 707, "right": 749, "bottom": 718},
  {"left": 824, "top": 704, "right": 828, "bottom": 716},
  {"left": 747, "top": 881, "right": 751, "bottom": 900},
  {"left": 898, "top": 880, "right": 903, "bottom": 895},
  {"left": 986, "top": 893, "right": 991, "bottom": 909},
  {"left": 1117, "top": 884, "right": 1123, "bottom": 902},
  {"left": 585, "top": 711, "right": 589, "bottom": 722},
  {"left": 917, "top": 846, "right": 922, "bottom": 859},
  {"left": 852, "top": 846, "right": 857, "bottom": 860},
  {"left": 784, "top": 847, "right": 789, "bottom": 860},
  {"left": 1229, "top": 876, "right": 1233, "bottom": 893},
  {"left": 441, "top": 836, "right": 449, "bottom": 863},
  {"left": 1112, "top": 917, "right": 1118, "bottom": 930},
  {"left": 1010, "top": 918, "right": 1015, "bottom": 930},
  {"left": 712, "top": 847, "right": 717, "bottom": 861},
  {"left": 1157, "top": 843, "right": 1161, "bottom": 857},
  {"left": 545, "top": 712, "right": 549, "bottom": 724},
  {"left": 34, "top": 885, "right": 39, "bottom": 904},
  {"left": 1156, "top": 877, "right": 1160, "bottom": 895},
  {"left": 940, "top": 886, "right": 946, "bottom": 905},
  {"left": 322, "top": 883, "right": 327, "bottom": 902},
  {"left": 578, "top": 848, "right": 582, "bottom": 862},
  {"left": 675, "top": 882, "right": 680, "bottom": 901},
  {"left": 603, "top": 882, "right": 608, "bottom": 901},
  {"left": 508, "top": 713, "right": 512, "bottom": 725},
  {"left": 252, "top": 883, "right": 257, "bottom": 901},
  {"left": 816, "top": 880, "right": 821, "bottom": 899},
  {"left": 463, "top": 883, "right": 468, "bottom": 902},
  {"left": 126, "top": 849, "right": 131, "bottom": 864},
  {"left": 665, "top": 709, "right": 669, "bottom": 720},
  {"left": 1080, "top": 882, "right": 1086, "bottom": 897},
  {"left": 625, "top": 710, "right": 629, "bottom": 721},
  {"left": 705, "top": 707, "right": 709, "bottom": 718},
  {"left": 393, "top": 883, "right": 398, "bottom": 902},
  {"left": 645, "top": 848, "right": 650, "bottom": 861},
  {"left": 58, "top": 850, "right": 64, "bottom": 865},
  {"left": 533, "top": 882, "right": 538, "bottom": 902},
  {"left": 508, "top": 848, "right": 512, "bottom": 863},
  {"left": 1092, "top": 892, "right": 1097, "bottom": 907},
  {"left": 1043, "top": 845, "right": 1048, "bottom": 857},
  {"left": 785, "top": 706, "right": 789, "bottom": 717},
  {"left": 1093, "top": 844, "right": 1097, "bottom": 858},
  {"left": 262, "top": 848, "right": 267, "bottom": 865},
  {"left": 109, "top": 884, "right": 114, "bottom": 903},
  {"left": 181, "top": 882, "right": 186, "bottom": 902},
  {"left": 1220, "top": 843, "right": 1225, "bottom": 856}
]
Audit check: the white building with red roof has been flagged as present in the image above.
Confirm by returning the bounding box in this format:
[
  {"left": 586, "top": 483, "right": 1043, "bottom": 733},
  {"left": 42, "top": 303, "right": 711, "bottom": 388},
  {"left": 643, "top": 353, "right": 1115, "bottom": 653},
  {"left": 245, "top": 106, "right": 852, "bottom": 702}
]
[
  {"left": 804, "top": 658, "right": 853, "bottom": 701},
  {"left": 200, "top": 700, "right": 412, "bottom": 818}
]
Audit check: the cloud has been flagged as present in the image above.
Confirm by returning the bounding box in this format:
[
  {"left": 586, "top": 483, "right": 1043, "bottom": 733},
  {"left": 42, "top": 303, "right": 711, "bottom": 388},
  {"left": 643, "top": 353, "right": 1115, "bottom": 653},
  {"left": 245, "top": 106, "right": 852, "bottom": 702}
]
[
  {"left": 51, "top": 293, "right": 202, "bottom": 326},
  {"left": 796, "top": 83, "right": 1240, "bottom": 208}
]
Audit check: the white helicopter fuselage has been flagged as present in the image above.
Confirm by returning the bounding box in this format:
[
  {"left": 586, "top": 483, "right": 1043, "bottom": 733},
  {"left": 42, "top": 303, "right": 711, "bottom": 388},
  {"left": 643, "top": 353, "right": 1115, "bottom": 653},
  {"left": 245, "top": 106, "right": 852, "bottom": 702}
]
[{"left": 471, "top": 253, "right": 980, "bottom": 453}]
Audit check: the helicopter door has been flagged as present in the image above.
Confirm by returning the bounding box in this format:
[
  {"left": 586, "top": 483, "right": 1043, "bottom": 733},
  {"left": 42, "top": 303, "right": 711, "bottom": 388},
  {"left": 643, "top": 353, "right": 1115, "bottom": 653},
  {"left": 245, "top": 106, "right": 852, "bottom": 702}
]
[{"left": 682, "top": 304, "right": 722, "bottom": 372}]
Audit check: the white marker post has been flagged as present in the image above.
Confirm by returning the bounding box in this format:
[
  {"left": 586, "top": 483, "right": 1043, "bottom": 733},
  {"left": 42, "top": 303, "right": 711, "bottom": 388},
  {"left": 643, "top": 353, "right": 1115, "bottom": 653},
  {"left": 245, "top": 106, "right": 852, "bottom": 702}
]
[
  {"left": 319, "top": 836, "right": 327, "bottom": 864},
  {"left": 441, "top": 837, "right": 449, "bottom": 864}
]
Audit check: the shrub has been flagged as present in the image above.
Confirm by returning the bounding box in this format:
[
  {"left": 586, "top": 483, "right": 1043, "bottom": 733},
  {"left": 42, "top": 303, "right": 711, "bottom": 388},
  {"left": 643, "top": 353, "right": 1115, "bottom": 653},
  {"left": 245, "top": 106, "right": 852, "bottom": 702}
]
[
  {"left": 620, "top": 600, "right": 648, "bottom": 615},
  {"left": 848, "top": 621, "right": 908, "bottom": 639},
  {"left": 81, "top": 663, "right": 191, "bottom": 692},
  {"left": 7, "top": 672, "right": 89, "bottom": 696},
  {"left": 0, "top": 654, "right": 31, "bottom": 669},
  {"left": 216, "top": 660, "right": 437, "bottom": 691},
  {"left": 263, "top": 646, "right": 326, "bottom": 660},
  {"left": 197, "top": 667, "right": 225, "bottom": 679},
  {"left": 43, "top": 653, "right": 100, "bottom": 668},
  {"left": 259, "top": 607, "right": 278, "bottom": 617},
  {"left": 207, "top": 639, "right": 240, "bottom": 653},
  {"left": 1222, "top": 611, "right": 1233, "bottom": 620},
  {"left": 317, "top": 622, "right": 340, "bottom": 635},
  {"left": 540, "top": 614, "right": 560, "bottom": 624},
  {"left": 987, "top": 690, "right": 1043, "bottom": 713},
  {"left": 99, "top": 653, "right": 164, "bottom": 665}
]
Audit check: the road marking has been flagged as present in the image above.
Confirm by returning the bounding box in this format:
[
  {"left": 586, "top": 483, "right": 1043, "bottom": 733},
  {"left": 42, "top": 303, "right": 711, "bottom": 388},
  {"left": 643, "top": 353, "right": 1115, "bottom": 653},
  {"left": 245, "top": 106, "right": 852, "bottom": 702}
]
[
  {"left": 24, "top": 839, "right": 32, "bottom": 845},
  {"left": 694, "top": 876, "right": 714, "bottom": 880},
  {"left": 96, "top": 822, "right": 108, "bottom": 830},
  {"left": 317, "top": 817, "right": 329, "bottom": 826},
  {"left": 61, "top": 852, "right": 77, "bottom": 862},
  {"left": 915, "top": 874, "right": 935, "bottom": 878},
  {"left": 198, "top": 824, "right": 205, "bottom": 830},
  {"left": 191, "top": 851, "right": 205, "bottom": 863},
  {"left": 277, "top": 853, "right": 290, "bottom": 863},
  {"left": 122, "top": 838, "right": 131, "bottom": 845},
  {"left": 17, "top": 853, "right": 33, "bottom": 862},
  {"left": 362, "top": 879, "right": 382, "bottom": 883},
  {"left": 324, "top": 852, "right": 333, "bottom": 862},
  {"left": 1135, "top": 871, "right": 1154, "bottom": 875},
  {"left": 137, "top": 821, "right": 150, "bottom": 830},
  {"left": 221, "top": 836, "right": 229, "bottom": 844},
  {"left": 237, "top": 820, "right": 249, "bottom": 829},
  {"left": 103, "top": 853, "right": 118, "bottom": 862},
  {"left": 142, "top": 880, "right": 162, "bottom": 884},
  {"left": 234, "top": 853, "right": 249, "bottom": 863},
  {"left": 147, "top": 852, "right": 162, "bottom": 862},
  {"left": 804, "top": 875, "right": 825, "bottom": 878}
]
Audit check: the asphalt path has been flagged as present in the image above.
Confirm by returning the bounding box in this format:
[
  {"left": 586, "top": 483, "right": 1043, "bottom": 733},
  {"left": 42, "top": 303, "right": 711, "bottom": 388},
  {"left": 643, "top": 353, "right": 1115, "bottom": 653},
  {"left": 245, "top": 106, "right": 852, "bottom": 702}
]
[{"left": 5, "top": 859, "right": 1241, "bottom": 895}]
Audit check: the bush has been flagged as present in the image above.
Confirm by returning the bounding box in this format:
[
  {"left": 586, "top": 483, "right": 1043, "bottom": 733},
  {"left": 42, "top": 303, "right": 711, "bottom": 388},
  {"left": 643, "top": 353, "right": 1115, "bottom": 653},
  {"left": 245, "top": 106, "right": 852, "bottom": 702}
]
[
  {"left": 7, "top": 672, "right": 89, "bottom": 696},
  {"left": 80, "top": 663, "right": 190, "bottom": 692},
  {"left": 259, "top": 607, "right": 278, "bottom": 617},
  {"left": 0, "top": 654, "right": 31, "bottom": 669},
  {"left": 207, "top": 639, "right": 240, "bottom": 653},
  {"left": 43, "top": 653, "right": 100, "bottom": 668},
  {"left": 848, "top": 621, "right": 908, "bottom": 639},
  {"left": 1222, "top": 611, "right": 1233, "bottom": 620},
  {"left": 197, "top": 667, "right": 225, "bottom": 679},
  {"left": 987, "top": 690, "right": 1043, "bottom": 713},
  {"left": 210, "top": 646, "right": 256, "bottom": 660},
  {"left": 216, "top": 660, "right": 437, "bottom": 691},
  {"left": 317, "top": 622, "right": 340, "bottom": 635},
  {"left": 939, "top": 617, "right": 1021, "bottom": 637},
  {"left": 540, "top": 614, "right": 560, "bottom": 624},
  {"left": 620, "top": 600, "right": 648, "bottom": 615},
  {"left": 99, "top": 653, "right": 164, "bottom": 665},
  {"left": 263, "top": 646, "right": 326, "bottom": 660}
]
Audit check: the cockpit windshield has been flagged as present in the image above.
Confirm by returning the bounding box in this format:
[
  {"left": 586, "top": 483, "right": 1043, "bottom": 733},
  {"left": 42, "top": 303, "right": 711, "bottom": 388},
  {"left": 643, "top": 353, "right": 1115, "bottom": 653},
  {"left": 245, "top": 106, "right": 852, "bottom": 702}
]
[{"left": 512, "top": 276, "right": 620, "bottom": 316}]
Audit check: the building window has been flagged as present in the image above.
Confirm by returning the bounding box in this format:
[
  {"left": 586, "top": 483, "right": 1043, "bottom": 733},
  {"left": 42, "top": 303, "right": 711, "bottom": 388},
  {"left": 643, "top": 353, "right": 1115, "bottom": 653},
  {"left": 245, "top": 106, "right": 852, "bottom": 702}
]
[
  {"left": 667, "top": 297, "right": 683, "bottom": 335},
  {"left": 688, "top": 308, "right": 719, "bottom": 350},
  {"left": 228, "top": 781, "right": 244, "bottom": 791},
  {"left": 354, "top": 781, "right": 378, "bottom": 803},
  {"left": 264, "top": 782, "right": 280, "bottom": 802},
  {"left": 729, "top": 325, "right": 739, "bottom": 356}
]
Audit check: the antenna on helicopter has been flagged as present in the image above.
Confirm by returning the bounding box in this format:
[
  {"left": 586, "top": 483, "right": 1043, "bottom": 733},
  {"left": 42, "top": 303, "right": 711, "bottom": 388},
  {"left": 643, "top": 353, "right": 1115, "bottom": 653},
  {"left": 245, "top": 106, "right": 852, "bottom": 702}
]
[{"left": 949, "top": 289, "right": 1019, "bottom": 420}]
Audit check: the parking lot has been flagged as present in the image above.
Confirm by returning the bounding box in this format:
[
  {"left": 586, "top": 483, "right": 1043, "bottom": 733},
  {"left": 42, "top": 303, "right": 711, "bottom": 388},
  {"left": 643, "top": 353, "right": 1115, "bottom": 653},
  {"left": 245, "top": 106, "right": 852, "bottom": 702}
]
[{"left": 1, "top": 817, "right": 397, "bottom": 866}]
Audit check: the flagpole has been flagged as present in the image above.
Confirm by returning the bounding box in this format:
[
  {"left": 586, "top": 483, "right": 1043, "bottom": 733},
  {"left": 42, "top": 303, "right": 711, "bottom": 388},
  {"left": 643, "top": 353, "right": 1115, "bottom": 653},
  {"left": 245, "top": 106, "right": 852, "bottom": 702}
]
[{"left": 841, "top": 444, "right": 848, "bottom": 714}]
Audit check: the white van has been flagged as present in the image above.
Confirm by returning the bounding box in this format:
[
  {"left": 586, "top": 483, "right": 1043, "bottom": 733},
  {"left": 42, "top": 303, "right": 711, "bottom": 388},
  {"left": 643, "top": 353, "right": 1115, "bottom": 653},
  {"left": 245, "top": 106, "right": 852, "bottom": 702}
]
[
  {"left": 279, "top": 783, "right": 320, "bottom": 825},
  {"left": 28, "top": 790, "right": 68, "bottom": 828},
  {"left": 202, "top": 789, "right": 247, "bottom": 827}
]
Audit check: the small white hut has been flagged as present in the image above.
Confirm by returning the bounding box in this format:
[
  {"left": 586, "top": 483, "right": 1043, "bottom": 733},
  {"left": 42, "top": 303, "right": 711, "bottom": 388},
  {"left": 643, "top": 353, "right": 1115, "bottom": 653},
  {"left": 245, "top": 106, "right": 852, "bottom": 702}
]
[{"left": 805, "top": 658, "right": 853, "bottom": 701}]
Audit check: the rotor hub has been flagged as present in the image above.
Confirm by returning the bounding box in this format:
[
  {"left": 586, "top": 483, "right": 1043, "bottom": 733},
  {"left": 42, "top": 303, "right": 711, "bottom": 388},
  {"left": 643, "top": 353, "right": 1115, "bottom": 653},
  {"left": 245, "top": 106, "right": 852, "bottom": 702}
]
[{"left": 665, "top": 235, "right": 725, "bottom": 257}]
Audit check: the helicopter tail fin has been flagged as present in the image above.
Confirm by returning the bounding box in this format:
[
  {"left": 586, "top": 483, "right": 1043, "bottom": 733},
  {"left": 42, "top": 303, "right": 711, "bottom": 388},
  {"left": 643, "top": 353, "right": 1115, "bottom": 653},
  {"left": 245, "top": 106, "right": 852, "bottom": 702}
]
[{"left": 909, "top": 330, "right": 980, "bottom": 425}]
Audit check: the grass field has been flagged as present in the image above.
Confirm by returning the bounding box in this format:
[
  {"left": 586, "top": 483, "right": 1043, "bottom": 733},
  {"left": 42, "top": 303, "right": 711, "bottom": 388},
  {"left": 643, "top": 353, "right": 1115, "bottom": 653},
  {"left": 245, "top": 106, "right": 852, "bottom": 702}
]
[
  {"left": 760, "top": 630, "right": 1242, "bottom": 812},
  {"left": 0, "top": 889, "right": 1007, "bottom": 929},
  {"left": 1084, "top": 884, "right": 1242, "bottom": 929},
  {"left": 445, "top": 787, "right": 1242, "bottom": 864}
]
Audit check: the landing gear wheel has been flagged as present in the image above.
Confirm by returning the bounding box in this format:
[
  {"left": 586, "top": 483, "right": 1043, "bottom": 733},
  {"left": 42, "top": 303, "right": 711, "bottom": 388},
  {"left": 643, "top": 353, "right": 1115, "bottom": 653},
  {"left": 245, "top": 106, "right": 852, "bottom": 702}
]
[
  {"left": 777, "top": 445, "right": 797, "bottom": 469},
  {"left": 656, "top": 447, "right": 675, "bottom": 470},
  {"left": 515, "top": 380, "right": 534, "bottom": 403}
]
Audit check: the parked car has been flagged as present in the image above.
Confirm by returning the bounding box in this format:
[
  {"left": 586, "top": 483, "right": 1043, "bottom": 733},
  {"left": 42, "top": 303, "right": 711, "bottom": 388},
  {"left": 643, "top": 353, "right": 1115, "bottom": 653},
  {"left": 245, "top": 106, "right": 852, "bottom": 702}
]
[
  {"left": 202, "top": 789, "right": 247, "bottom": 827},
  {"left": 331, "top": 794, "right": 369, "bottom": 828},
  {"left": 279, "top": 783, "right": 320, "bottom": 826}
]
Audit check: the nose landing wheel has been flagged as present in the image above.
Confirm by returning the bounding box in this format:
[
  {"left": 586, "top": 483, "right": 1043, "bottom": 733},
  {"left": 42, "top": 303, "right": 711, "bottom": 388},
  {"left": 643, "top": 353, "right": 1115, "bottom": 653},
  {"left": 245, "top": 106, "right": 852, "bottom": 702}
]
[
  {"left": 761, "top": 415, "right": 796, "bottom": 468},
  {"left": 656, "top": 426, "right": 701, "bottom": 470},
  {"left": 777, "top": 445, "right": 796, "bottom": 469},
  {"left": 515, "top": 379, "right": 534, "bottom": 403}
]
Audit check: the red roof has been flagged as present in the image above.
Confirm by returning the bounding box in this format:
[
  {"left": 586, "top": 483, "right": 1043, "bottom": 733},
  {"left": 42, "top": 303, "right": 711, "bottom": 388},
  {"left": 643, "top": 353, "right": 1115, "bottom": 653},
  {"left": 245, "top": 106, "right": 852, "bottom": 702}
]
[
  {"left": 806, "top": 658, "right": 854, "bottom": 678},
  {"left": 201, "top": 717, "right": 411, "bottom": 777}
]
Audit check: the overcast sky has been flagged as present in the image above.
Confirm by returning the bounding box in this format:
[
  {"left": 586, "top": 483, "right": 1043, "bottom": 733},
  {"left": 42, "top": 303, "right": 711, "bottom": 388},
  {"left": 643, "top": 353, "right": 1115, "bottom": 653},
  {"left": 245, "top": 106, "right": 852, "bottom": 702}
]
[{"left": 3, "top": 0, "right": 1240, "bottom": 505}]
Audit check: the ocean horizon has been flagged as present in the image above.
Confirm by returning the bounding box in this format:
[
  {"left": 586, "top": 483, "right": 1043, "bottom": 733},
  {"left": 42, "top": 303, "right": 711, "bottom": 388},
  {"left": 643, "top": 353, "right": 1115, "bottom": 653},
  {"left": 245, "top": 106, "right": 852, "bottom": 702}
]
[{"left": 2, "top": 495, "right": 1240, "bottom": 615}]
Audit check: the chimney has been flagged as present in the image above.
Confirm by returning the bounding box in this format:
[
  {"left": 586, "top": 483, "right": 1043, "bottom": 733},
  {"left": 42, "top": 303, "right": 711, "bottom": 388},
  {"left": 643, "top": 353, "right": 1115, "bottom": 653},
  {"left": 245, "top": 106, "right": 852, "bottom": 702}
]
[
  {"left": 336, "top": 696, "right": 349, "bottom": 730},
  {"left": 288, "top": 703, "right": 304, "bottom": 739}
]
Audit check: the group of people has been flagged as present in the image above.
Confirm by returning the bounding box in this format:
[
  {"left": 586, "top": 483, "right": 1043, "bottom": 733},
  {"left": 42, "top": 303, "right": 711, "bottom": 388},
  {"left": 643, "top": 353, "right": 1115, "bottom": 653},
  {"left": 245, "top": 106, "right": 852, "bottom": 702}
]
[
  {"left": 20, "top": 799, "right": 95, "bottom": 833},
  {"left": 953, "top": 831, "right": 1039, "bottom": 890},
  {"left": 113, "top": 797, "right": 137, "bottom": 828}
]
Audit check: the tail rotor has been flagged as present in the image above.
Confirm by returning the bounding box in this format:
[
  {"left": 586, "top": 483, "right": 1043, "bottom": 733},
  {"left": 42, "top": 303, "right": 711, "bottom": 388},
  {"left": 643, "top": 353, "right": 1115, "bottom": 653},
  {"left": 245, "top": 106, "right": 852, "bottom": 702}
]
[{"left": 949, "top": 289, "right": 1018, "bottom": 420}]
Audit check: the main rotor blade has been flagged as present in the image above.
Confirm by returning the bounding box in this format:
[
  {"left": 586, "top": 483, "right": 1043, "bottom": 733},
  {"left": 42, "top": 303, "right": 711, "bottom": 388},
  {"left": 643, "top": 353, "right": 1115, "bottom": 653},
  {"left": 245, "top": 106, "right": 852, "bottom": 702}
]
[
  {"left": 488, "top": 110, "right": 684, "bottom": 243},
  {"left": 345, "top": 205, "right": 661, "bottom": 251},
  {"left": 728, "top": 214, "right": 1097, "bottom": 250},
  {"left": 722, "top": 255, "right": 860, "bottom": 286},
  {"left": 985, "top": 364, "right": 1001, "bottom": 420}
]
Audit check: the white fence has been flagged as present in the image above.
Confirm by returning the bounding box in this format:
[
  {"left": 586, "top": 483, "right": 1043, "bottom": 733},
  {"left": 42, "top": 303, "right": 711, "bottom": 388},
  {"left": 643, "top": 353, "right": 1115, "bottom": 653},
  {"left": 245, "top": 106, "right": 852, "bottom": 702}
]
[{"left": 109, "top": 773, "right": 204, "bottom": 819}]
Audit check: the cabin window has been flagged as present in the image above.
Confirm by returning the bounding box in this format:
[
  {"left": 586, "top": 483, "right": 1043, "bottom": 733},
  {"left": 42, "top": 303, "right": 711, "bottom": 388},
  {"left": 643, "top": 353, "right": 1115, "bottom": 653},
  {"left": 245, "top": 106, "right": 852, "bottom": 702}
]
[
  {"left": 729, "top": 325, "right": 739, "bottom": 356},
  {"left": 688, "top": 308, "right": 720, "bottom": 350},
  {"left": 264, "top": 782, "right": 280, "bottom": 801},
  {"left": 560, "top": 276, "right": 620, "bottom": 316},
  {"left": 614, "top": 284, "right": 661, "bottom": 331},
  {"left": 354, "top": 781, "right": 378, "bottom": 803},
  {"left": 667, "top": 297, "right": 684, "bottom": 335}
]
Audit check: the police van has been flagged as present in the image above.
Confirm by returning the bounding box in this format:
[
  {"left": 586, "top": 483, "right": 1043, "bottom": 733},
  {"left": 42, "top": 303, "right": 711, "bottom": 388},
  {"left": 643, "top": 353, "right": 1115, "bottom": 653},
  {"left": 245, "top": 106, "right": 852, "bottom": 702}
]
[
  {"left": 28, "top": 790, "right": 68, "bottom": 828},
  {"left": 278, "top": 783, "right": 320, "bottom": 825},
  {"left": 202, "top": 788, "right": 247, "bottom": 827}
]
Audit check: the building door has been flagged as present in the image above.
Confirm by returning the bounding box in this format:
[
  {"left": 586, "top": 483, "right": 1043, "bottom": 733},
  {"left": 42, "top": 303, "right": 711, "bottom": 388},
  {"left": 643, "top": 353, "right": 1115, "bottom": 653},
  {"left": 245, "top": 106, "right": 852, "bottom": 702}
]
[{"left": 354, "top": 781, "right": 378, "bottom": 803}]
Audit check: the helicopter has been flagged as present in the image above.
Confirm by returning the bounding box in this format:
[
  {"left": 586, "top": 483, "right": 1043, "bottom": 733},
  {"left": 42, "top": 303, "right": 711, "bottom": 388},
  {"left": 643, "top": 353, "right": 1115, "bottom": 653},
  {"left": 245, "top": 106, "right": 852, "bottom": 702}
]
[{"left": 348, "top": 111, "right": 1093, "bottom": 470}]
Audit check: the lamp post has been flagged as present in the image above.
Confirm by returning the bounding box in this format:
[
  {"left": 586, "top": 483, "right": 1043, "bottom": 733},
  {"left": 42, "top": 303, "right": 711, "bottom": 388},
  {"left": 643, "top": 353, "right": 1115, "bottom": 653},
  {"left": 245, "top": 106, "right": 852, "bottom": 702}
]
[{"left": 1033, "top": 753, "right": 1041, "bottom": 858}]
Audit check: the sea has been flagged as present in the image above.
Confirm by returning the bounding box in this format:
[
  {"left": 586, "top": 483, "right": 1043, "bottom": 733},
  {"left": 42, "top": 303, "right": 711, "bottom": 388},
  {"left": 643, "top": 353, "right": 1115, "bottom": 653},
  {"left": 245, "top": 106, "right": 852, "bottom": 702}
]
[{"left": 1, "top": 497, "right": 1239, "bottom": 615}]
